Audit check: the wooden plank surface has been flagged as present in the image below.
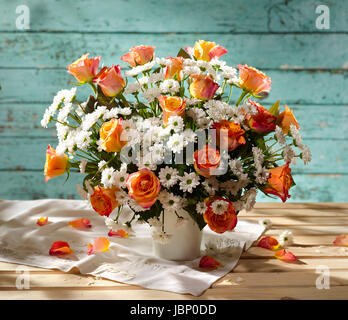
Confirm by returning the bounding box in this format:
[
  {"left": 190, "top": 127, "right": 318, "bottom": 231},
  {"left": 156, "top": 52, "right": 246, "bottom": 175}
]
[{"left": 0, "top": 203, "right": 347, "bottom": 300}]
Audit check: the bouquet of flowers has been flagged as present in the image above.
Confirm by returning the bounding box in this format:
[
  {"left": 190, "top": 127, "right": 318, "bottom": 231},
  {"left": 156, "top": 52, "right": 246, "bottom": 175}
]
[{"left": 42, "top": 40, "right": 311, "bottom": 244}]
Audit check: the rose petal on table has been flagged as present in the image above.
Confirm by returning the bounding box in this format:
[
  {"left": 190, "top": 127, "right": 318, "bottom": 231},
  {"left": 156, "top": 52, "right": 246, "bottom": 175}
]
[
  {"left": 49, "top": 241, "right": 73, "bottom": 256},
  {"left": 257, "top": 236, "right": 280, "bottom": 250},
  {"left": 274, "top": 249, "right": 297, "bottom": 262},
  {"left": 68, "top": 218, "right": 92, "bottom": 229},
  {"left": 108, "top": 229, "right": 129, "bottom": 238},
  {"left": 199, "top": 255, "right": 221, "bottom": 268},
  {"left": 333, "top": 234, "right": 348, "bottom": 247},
  {"left": 87, "top": 237, "right": 110, "bottom": 255},
  {"left": 36, "top": 217, "right": 48, "bottom": 226}
]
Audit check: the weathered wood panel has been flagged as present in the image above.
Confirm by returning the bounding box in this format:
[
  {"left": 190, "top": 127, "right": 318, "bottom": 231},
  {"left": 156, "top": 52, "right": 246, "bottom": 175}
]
[
  {"left": 1, "top": 69, "right": 347, "bottom": 105},
  {"left": 1, "top": 32, "right": 348, "bottom": 69},
  {"left": 0, "top": 137, "right": 345, "bottom": 174},
  {"left": 0, "top": 171, "right": 346, "bottom": 202},
  {"left": 1, "top": 0, "right": 347, "bottom": 33}
]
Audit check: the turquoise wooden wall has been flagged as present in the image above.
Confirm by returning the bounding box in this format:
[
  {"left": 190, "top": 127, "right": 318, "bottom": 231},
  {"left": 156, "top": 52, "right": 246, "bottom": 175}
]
[{"left": 0, "top": 0, "right": 347, "bottom": 202}]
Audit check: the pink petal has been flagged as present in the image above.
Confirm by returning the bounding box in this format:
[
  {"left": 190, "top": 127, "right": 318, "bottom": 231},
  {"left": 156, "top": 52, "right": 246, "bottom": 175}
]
[
  {"left": 257, "top": 236, "right": 280, "bottom": 250},
  {"left": 333, "top": 234, "right": 348, "bottom": 246},
  {"left": 68, "top": 218, "right": 92, "bottom": 229},
  {"left": 199, "top": 255, "right": 221, "bottom": 268},
  {"left": 274, "top": 249, "right": 297, "bottom": 262},
  {"left": 87, "top": 237, "right": 110, "bottom": 255},
  {"left": 37, "top": 217, "right": 49, "bottom": 226},
  {"left": 108, "top": 229, "right": 129, "bottom": 238}
]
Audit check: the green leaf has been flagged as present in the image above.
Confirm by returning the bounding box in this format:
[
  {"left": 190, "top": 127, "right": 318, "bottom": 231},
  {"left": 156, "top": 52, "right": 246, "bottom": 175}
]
[
  {"left": 177, "top": 48, "right": 191, "bottom": 59},
  {"left": 269, "top": 100, "right": 280, "bottom": 117}
]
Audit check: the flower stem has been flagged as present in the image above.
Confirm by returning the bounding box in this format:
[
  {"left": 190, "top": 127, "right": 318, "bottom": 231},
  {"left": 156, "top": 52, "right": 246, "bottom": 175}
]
[{"left": 236, "top": 90, "right": 248, "bottom": 106}]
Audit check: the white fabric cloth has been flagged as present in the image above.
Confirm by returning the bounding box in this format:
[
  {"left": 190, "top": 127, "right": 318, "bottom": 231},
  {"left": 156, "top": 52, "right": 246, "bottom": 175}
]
[{"left": 0, "top": 199, "right": 265, "bottom": 296}]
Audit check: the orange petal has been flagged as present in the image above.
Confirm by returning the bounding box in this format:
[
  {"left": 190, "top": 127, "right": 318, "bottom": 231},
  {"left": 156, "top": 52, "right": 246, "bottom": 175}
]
[
  {"left": 49, "top": 241, "right": 73, "bottom": 256},
  {"left": 37, "top": 217, "right": 48, "bottom": 226},
  {"left": 274, "top": 249, "right": 297, "bottom": 262},
  {"left": 257, "top": 236, "right": 280, "bottom": 250},
  {"left": 333, "top": 234, "right": 348, "bottom": 247},
  {"left": 69, "top": 218, "right": 92, "bottom": 229},
  {"left": 108, "top": 229, "right": 129, "bottom": 238},
  {"left": 87, "top": 237, "right": 110, "bottom": 255},
  {"left": 199, "top": 255, "right": 221, "bottom": 268}
]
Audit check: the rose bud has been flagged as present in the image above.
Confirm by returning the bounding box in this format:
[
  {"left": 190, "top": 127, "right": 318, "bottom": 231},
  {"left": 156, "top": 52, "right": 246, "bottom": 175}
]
[
  {"left": 185, "top": 40, "right": 227, "bottom": 62},
  {"left": 212, "top": 120, "right": 246, "bottom": 151},
  {"left": 158, "top": 96, "right": 186, "bottom": 126},
  {"left": 90, "top": 186, "right": 119, "bottom": 217},
  {"left": 245, "top": 99, "right": 277, "bottom": 133},
  {"left": 126, "top": 168, "right": 161, "bottom": 209},
  {"left": 263, "top": 163, "right": 293, "bottom": 203},
  {"left": 194, "top": 145, "right": 221, "bottom": 178},
  {"left": 93, "top": 65, "right": 125, "bottom": 97},
  {"left": 203, "top": 197, "right": 238, "bottom": 233},
  {"left": 121, "top": 45, "right": 155, "bottom": 67},
  {"left": 165, "top": 57, "right": 184, "bottom": 81},
  {"left": 99, "top": 118, "right": 128, "bottom": 153},
  {"left": 276, "top": 104, "right": 300, "bottom": 134},
  {"left": 67, "top": 53, "right": 101, "bottom": 83},
  {"left": 44, "top": 145, "right": 69, "bottom": 182},
  {"left": 189, "top": 75, "right": 219, "bottom": 100},
  {"left": 238, "top": 64, "right": 272, "bottom": 96}
]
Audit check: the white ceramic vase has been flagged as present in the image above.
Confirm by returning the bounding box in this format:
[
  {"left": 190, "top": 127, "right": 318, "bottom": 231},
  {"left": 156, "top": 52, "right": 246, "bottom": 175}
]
[{"left": 152, "top": 210, "right": 202, "bottom": 261}]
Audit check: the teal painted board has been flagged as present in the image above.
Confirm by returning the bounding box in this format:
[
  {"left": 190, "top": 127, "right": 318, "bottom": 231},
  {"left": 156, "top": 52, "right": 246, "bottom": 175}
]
[
  {"left": 0, "top": 0, "right": 347, "bottom": 32},
  {"left": 0, "top": 137, "right": 346, "bottom": 174},
  {"left": 0, "top": 171, "right": 346, "bottom": 202},
  {"left": 2, "top": 104, "right": 346, "bottom": 139},
  {"left": 1, "top": 32, "right": 348, "bottom": 69},
  {"left": 1, "top": 69, "right": 348, "bottom": 105}
]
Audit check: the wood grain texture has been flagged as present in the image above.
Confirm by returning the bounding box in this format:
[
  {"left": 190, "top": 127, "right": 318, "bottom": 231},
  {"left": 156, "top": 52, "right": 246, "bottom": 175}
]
[{"left": 0, "top": 203, "right": 348, "bottom": 300}]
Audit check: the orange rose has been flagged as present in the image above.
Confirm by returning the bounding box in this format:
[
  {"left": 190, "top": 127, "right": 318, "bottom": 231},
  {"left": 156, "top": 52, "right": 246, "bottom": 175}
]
[
  {"left": 263, "top": 163, "right": 293, "bottom": 203},
  {"left": 186, "top": 40, "right": 227, "bottom": 62},
  {"left": 203, "top": 197, "right": 238, "bottom": 233},
  {"left": 90, "top": 186, "right": 119, "bottom": 217},
  {"left": 245, "top": 99, "right": 276, "bottom": 133},
  {"left": 93, "top": 65, "right": 125, "bottom": 97},
  {"left": 67, "top": 53, "right": 100, "bottom": 83},
  {"left": 158, "top": 96, "right": 186, "bottom": 126},
  {"left": 189, "top": 75, "right": 219, "bottom": 100},
  {"left": 99, "top": 118, "right": 128, "bottom": 153},
  {"left": 194, "top": 145, "right": 221, "bottom": 178},
  {"left": 238, "top": 64, "right": 272, "bottom": 95},
  {"left": 121, "top": 45, "right": 155, "bottom": 67},
  {"left": 212, "top": 120, "right": 246, "bottom": 151},
  {"left": 276, "top": 104, "right": 300, "bottom": 134},
  {"left": 126, "top": 168, "right": 161, "bottom": 209},
  {"left": 165, "top": 57, "right": 184, "bottom": 81},
  {"left": 44, "top": 145, "right": 68, "bottom": 182}
]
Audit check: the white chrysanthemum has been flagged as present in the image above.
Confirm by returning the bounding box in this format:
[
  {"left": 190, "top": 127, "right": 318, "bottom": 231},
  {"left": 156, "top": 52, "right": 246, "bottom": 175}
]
[
  {"left": 196, "top": 201, "right": 207, "bottom": 215},
  {"left": 242, "top": 102, "right": 258, "bottom": 115},
  {"left": 186, "top": 98, "right": 201, "bottom": 106},
  {"left": 137, "top": 153, "right": 158, "bottom": 171},
  {"left": 183, "top": 65, "right": 201, "bottom": 76},
  {"left": 242, "top": 188, "right": 257, "bottom": 211},
  {"left": 128, "top": 198, "right": 149, "bottom": 212},
  {"left": 275, "top": 126, "right": 286, "bottom": 145},
  {"left": 202, "top": 177, "right": 219, "bottom": 195},
  {"left": 98, "top": 160, "right": 107, "bottom": 170},
  {"left": 79, "top": 159, "right": 88, "bottom": 174},
  {"left": 204, "top": 100, "right": 228, "bottom": 122},
  {"left": 183, "top": 129, "right": 197, "bottom": 144},
  {"left": 125, "top": 60, "right": 156, "bottom": 77},
  {"left": 167, "top": 133, "right": 185, "bottom": 153},
  {"left": 114, "top": 169, "right": 129, "bottom": 189},
  {"left": 167, "top": 116, "right": 184, "bottom": 132},
  {"left": 290, "top": 124, "right": 303, "bottom": 147},
  {"left": 148, "top": 143, "right": 165, "bottom": 162},
  {"left": 148, "top": 217, "right": 162, "bottom": 228},
  {"left": 81, "top": 106, "right": 107, "bottom": 131},
  {"left": 301, "top": 145, "right": 312, "bottom": 164},
  {"left": 143, "top": 87, "right": 161, "bottom": 103},
  {"left": 283, "top": 145, "right": 297, "bottom": 165},
  {"left": 258, "top": 218, "right": 272, "bottom": 229},
  {"left": 104, "top": 217, "right": 123, "bottom": 231},
  {"left": 101, "top": 167, "right": 116, "bottom": 188},
  {"left": 158, "top": 191, "right": 181, "bottom": 213},
  {"left": 229, "top": 159, "right": 248, "bottom": 180},
  {"left": 148, "top": 72, "right": 165, "bottom": 84},
  {"left": 160, "top": 79, "right": 180, "bottom": 95},
  {"left": 220, "top": 65, "right": 238, "bottom": 84},
  {"left": 179, "top": 172, "right": 200, "bottom": 193},
  {"left": 279, "top": 230, "right": 294, "bottom": 247},
  {"left": 124, "top": 82, "right": 141, "bottom": 95},
  {"left": 115, "top": 189, "right": 131, "bottom": 206},
  {"left": 155, "top": 57, "right": 168, "bottom": 66},
  {"left": 158, "top": 167, "right": 179, "bottom": 188},
  {"left": 151, "top": 231, "right": 172, "bottom": 244},
  {"left": 211, "top": 199, "right": 229, "bottom": 215}
]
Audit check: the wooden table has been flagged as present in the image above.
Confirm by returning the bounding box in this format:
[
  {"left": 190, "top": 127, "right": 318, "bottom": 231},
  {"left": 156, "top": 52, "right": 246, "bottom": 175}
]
[{"left": 1, "top": 203, "right": 348, "bottom": 300}]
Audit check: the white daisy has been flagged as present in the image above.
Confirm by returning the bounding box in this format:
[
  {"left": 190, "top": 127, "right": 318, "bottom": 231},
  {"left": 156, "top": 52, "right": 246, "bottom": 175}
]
[
  {"left": 279, "top": 230, "right": 294, "bottom": 247},
  {"left": 179, "top": 172, "right": 200, "bottom": 193},
  {"left": 151, "top": 231, "right": 172, "bottom": 244},
  {"left": 258, "top": 218, "right": 272, "bottom": 229},
  {"left": 158, "top": 167, "right": 179, "bottom": 188},
  {"left": 167, "top": 133, "right": 185, "bottom": 153},
  {"left": 202, "top": 177, "right": 219, "bottom": 195},
  {"left": 101, "top": 167, "right": 116, "bottom": 188},
  {"left": 196, "top": 201, "right": 207, "bottom": 215},
  {"left": 167, "top": 116, "right": 184, "bottom": 132},
  {"left": 211, "top": 199, "right": 229, "bottom": 215}
]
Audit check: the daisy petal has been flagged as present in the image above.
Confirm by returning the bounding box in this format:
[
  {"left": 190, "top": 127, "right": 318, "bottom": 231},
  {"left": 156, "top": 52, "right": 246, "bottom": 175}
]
[
  {"left": 108, "top": 229, "right": 129, "bottom": 238},
  {"left": 333, "top": 234, "right": 348, "bottom": 247},
  {"left": 37, "top": 217, "right": 49, "bottom": 226},
  {"left": 199, "top": 255, "right": 221, "bottom": 268},
  {"left": 49, "top": 241, "right": 73, "bottom": 256},
  {"left": 69, "top": 218, "right": 92, "bottom": 229},
  {"left": 257, "top": 236, "right": 280, "bottom": 250},
  {"left": 274, "top": 249, "right": 297, "bottom": 262},
  {"left": 87, "top": 237, "right": 110, "bottom": 255}
]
